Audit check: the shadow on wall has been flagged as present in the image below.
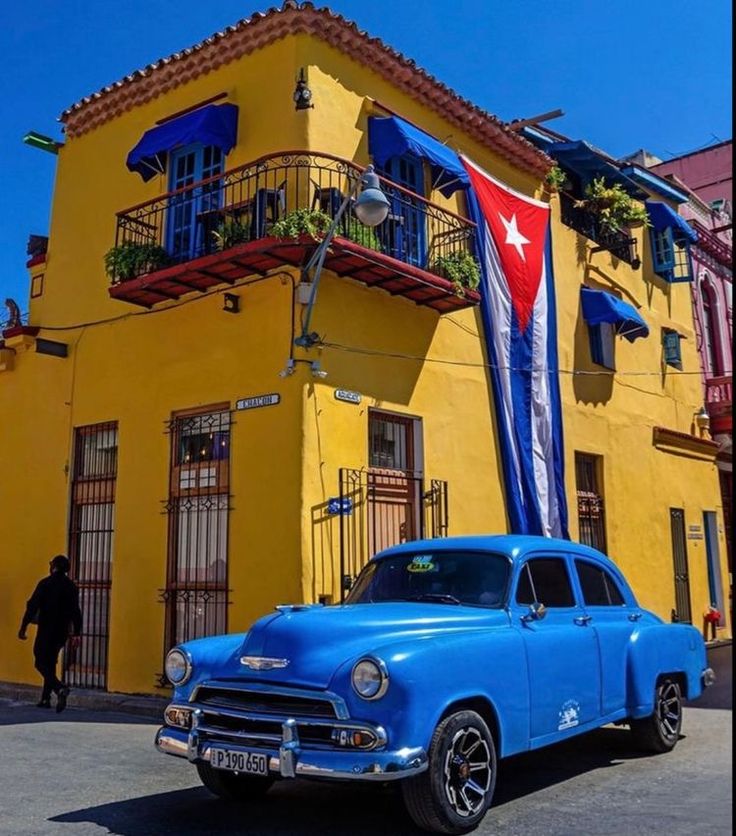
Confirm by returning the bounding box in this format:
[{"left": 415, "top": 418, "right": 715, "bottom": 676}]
[{"left": 572, "top": 271, "right": 615, "bottom": 405}]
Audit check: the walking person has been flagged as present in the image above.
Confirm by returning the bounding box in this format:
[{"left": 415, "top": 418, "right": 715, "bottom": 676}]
[{"left": 17, "top": 555, "right": 83, "bottom": 712}]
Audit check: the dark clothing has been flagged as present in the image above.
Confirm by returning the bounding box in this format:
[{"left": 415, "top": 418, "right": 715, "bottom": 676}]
[
  {"left": 21, "top": 573, "right": 83, "bottom": 640},
  {"left": 34, "top": 633, "right": 67, "bottom": 702},
  {"left": 21, "top": 572, "right": 83, "bottom": 701}
]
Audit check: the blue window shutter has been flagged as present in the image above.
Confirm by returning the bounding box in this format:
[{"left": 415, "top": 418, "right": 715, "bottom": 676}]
[
  {"left": 663, "top": 330, "right": 683, "bottom": 369},
  {"left": 589, "top": 323, "right": 615, "bottom": 370}
]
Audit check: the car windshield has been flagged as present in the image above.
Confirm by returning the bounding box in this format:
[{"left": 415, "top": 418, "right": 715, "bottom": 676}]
[{"left": 346, "top": 551, "right": 510, "bottom": 608}]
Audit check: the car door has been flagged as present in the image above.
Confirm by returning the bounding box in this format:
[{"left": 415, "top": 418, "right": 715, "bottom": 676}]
[
  {"left": 512, "top": 554, "right": 602, "bottom": 743},
  {"left": 573, "top": 557, "right": 639, "bottom": 716}
]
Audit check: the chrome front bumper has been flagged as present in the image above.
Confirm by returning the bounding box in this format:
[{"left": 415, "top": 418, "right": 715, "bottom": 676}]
[{"left": 155, "top": 722, "right": 427, "bottom": 782}]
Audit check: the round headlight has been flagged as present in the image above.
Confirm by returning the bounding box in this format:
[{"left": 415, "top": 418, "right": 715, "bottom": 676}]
[
  {"left": 351, "top": 657, "right": 389, "bottom": 700},
  {"left": 165, "top": 648, "right": 192, "bottom": 686}
]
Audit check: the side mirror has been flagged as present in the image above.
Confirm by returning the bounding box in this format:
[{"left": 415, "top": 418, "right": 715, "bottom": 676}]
[{"left": 521, "top": 601, "right": 547, "bottom": 624}]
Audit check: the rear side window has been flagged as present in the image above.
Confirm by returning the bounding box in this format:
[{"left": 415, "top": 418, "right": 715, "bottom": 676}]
[
  {"left": 516, "top": 558, "right": 575, "bottom": 607},
  {"left": 576, "top": 560, "right": 625, "bottom": 606}
]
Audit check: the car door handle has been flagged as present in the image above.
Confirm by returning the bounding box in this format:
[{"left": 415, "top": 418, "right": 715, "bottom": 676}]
[
  {"left": 628, "top": 612, "right": 643, "bottom": 622},
  {"left": 574, "top": 615, "right": 592, "bottom": 626}
]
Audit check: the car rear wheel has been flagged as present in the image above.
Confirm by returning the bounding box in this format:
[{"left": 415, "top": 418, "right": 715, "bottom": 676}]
[
  {"left": 630, "top": 677, "right": 683, "bottom": 753},
  {"left": 402, "top": 709, "right": 497, "bottom": 835},
  {"left": 196, "top": 762, "right": 274, "bottom": 801}
]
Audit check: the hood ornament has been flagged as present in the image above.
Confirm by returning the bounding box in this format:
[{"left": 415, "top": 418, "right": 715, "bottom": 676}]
[{"left": 240, "top": 656, "right": 290, "bottom": 671}]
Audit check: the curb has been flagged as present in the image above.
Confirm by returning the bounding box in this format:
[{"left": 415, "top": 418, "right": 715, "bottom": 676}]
[{"left": 0, "top": 681, "right": 168, "bottom": 720}]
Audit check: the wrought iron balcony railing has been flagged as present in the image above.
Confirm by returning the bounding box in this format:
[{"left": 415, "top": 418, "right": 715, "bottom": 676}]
[
  {"left": 559, "top": 193, "right": 639, "bottom": 265},
  {"left": 113, "top": 151, "right": 476, "bottom": 285}
]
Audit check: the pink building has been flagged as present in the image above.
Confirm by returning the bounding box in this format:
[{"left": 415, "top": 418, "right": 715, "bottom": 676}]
[{"left": 648, "top": 142, "right": 733, "bottom": 597}]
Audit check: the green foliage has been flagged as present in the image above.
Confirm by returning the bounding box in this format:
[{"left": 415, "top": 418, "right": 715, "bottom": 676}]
[
  {"left": 342, "top": 217, "right": 381, "bottom": 251},
  {"left": 272, "top": 209, "right": 332, "bottom": 241},
  {"left": 212, "top": 219, "right": 251, "bottom": 251},
  {"left": 576, "top": 177, "right": 651, "bottom": 233},
  {"left": 544, "top": 165, "right": 568, "bottom": 191},
  {"left": 432, "top": 250, "right": 481, "bottom": 295},
  {"left": 104, "top": 241, "right": 171, "bottom": 281}
]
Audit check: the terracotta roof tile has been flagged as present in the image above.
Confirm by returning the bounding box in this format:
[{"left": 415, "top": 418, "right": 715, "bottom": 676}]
[{"left": 60, "top": 2, "right": 550, "bottom": 177}]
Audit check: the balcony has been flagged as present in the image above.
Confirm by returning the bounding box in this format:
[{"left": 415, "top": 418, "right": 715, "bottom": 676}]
[
  {"left": 706, "top": 375, "right": 733, "bottom": 433},
  {"left": 690, "top": 219, "right": 733, "bottom": 267},
  {"left": 559, "top": 193, "right": 640, "bottom": 266},
  {"left": 109, "top": 151, "right": 479, "bottom": 314}
]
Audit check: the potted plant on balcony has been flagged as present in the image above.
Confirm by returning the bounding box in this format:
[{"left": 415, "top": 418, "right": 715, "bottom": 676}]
[
  {"left": 575, "top": 177, "right": 650, "bottom": 233},
  {"left": 544, "top": 164, "right": 570, "bottom": 193},
  {"left": 104, "top": 241, "right": 171, "bottom": 281},
  {"left": 272, "top": 208, "right": 333, "bottom": 241},
  {"left": 431, "top": 250, "right": 481, "bottom": 296},
  {"left": 212, "top": 219, "right": 251, "bottom": 251}
]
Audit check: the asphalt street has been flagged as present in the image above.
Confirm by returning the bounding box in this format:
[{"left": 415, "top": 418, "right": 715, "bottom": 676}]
[{"left": 0, "top": 646, "right": 731, "bottom": 836}]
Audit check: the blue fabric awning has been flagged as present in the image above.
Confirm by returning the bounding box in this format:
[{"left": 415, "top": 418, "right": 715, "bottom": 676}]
[
  {"left": 548, "top": 141, "right": 647, "bottom": 198},
  {"left": 580, "top": 287, "right": 649, "bottom": 342},
  {"left": 126, "top": 103, "right": 239, "bottom": 181},
  {"left": 368, "top": 116, "right": 468, "bottom": 197},
  {"left": 646, "top": 201, "right": 697, "bottom": 243}
]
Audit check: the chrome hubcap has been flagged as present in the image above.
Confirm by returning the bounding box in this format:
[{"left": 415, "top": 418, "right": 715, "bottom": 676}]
[
  {"left": 443, "top": 726, "right": 492, "bottom": 817},
  {"left": 656, "top": 682, "right": 681, "bottom": 738}
]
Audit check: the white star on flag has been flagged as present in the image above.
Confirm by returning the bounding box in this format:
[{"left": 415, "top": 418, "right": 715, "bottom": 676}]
[{"left": 498, "top": 212, "right": 531, "bottom": 261}]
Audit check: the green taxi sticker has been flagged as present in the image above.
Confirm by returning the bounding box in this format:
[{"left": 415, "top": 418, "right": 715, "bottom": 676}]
[{"left": 407, "top": 556, "right": 436, "bottom": 573}]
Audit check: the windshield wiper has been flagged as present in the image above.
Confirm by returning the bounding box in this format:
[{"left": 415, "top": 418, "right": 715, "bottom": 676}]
[{"left": 406, "top": 593, "right": 461, "bottom": 605}]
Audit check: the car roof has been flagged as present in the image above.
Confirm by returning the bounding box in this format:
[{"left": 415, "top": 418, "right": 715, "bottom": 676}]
[{"left": 375, "top": 535, "right": 610, "bottom": 565}]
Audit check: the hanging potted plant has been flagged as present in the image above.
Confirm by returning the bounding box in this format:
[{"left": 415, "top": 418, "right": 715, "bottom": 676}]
[
  {"left": 104, "top": 241, "right": 171, "bottom": 281},
  {"left": 575, "top": 177, "right": 650, "bottom": 233},
  {"left": 544, "top": 164, "right": 570, "bottom": 193}
]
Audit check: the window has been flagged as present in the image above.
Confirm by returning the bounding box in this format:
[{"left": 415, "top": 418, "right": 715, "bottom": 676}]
[
  {"left": 369, "top": 411, "right": 418, "bottom": 472},
  {"left": 575, "top": 560, "right": 625, "bottom": 607},
  {"left": 589, "top": 322, "right": 615, "bottom": 370},
  {"left": 516, "top": 558, "right": 574, "bottom": 607},
  {"left": 166, "top": 144, "right": 225, "bottom": 261},
  {"left": 651, "top": 226, "right": 693, "bottom": 282},
  {"left": 376, "top": 154, "right": 426, "bottom": 267},
  {"left": 662, "top": 329, "right": 683, "bottom": 370},
  {"left": 575, "top": 453, "right": 607, "bottom": 553},
  {"left": 164, "top": 407, "right": 231, "bottom": 654},
  {"left": 700, "top": 277, "right": 722, "bottom": 376}
]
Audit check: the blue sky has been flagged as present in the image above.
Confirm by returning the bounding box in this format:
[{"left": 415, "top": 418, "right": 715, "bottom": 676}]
[{"left": 0, "top": 0, "right": 731, "bottom": 309}]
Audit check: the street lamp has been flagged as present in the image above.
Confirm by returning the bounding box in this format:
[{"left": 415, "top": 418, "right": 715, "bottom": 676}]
[{"left": 294, "top": 165, "right": 390, "bottom": 348}]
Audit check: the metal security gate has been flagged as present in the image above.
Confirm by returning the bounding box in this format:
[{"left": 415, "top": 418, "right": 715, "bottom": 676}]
[
  {"left": 338, "top": 467, "right": 448, "bottom": 597},
  {"left": 575, "top": 453, "right": 607, "bottom": 553},
  {"left": 670, "top": 508, "right": 692, "bottom": 623},
  {"left": 162, "top": 408, "right": 232, "bottom": 662},
  {"left": 64, "top": 422, "right": 118, "bottom": 690}
]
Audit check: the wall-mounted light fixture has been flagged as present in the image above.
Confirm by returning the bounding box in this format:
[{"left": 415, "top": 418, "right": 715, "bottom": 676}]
[
  {"left": 311, "top": 360, "right": 328, "bottom": 379},
  {"left": 694, "top": 406, "right": 710, "bottom": 438},
  {"left": 293, "top": 68, "right": 314, "bottom": 111},
  {"left": 223, "top": 292, "right": 240, "bottom": 314},
  {"left": 23, "top": 131, "right": 62, "bottom": 155},
  {"left": 294, "top": 165, "right": 389, "bottom": 348}
]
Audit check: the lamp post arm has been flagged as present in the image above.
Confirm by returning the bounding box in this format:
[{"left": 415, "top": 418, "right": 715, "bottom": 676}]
[{"left": 295, "top": 174, "right": 362, "bottom": 347}]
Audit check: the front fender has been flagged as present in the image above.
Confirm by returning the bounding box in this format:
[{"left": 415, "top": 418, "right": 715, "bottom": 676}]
[
  {"left": 626, "top": 622, "right": 707, "bottom": 717},
  {"left": 171, "top": 633, "right": 248, "bottom": 702},
  {"left": 328, "top": 625, "right": 530, "bottom": 758}
]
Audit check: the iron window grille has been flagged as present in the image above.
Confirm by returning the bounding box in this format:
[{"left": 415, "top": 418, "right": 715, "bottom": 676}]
[
  {"left": 64, "top": 421, "right": 118, "bottom": 690},
  {"left": 161, "top": 408, "right": 232, "bottom": 669},
  {"left": 575, "top": 453, "right": 607, "bottom": 554}
]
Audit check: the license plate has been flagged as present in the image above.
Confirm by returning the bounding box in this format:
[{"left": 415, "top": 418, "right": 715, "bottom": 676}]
[{"left": 210, "top": 747, "right": 269, "bottom": 775}]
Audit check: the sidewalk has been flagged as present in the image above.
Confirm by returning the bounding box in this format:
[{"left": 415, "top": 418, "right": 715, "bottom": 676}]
[{"left": 0, "top": 680, "right": 168, "bottom": 720}]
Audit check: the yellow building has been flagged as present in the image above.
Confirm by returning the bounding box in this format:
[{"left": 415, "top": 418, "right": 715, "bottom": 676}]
[{"left": 1, "top": 3, "right": 729, "bottom": 697}]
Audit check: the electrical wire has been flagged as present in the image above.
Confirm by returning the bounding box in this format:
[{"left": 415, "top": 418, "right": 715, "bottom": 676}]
[{"left": 319, "top": 339, "right": 708, "bottom": 377}]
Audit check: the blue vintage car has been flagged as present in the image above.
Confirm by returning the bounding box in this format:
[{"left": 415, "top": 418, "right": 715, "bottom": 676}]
[{"left": 156, "top": 535, "right": 715, "bottom": 834}]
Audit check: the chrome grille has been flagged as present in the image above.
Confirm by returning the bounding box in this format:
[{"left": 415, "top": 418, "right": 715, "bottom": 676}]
[{"left": 194, "top": 685, "right": 338, "bottom": 718}]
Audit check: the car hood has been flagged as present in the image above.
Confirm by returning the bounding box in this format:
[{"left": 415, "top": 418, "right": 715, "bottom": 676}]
[{"left": 232, "top": 602, "right": 507, "bottom": 688}]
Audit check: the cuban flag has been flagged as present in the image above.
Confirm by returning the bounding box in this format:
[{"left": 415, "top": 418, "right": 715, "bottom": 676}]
[{"left": 461, "top": 156, "right": 569, "bottom": 538}]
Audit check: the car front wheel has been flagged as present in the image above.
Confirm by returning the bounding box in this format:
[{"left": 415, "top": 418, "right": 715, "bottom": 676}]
[
  {"left": 630, "top": 677, "right": 683, "bottom": 753},
  {"left": 402, "top": 709, "right": 497, "bottom": 835},
  {"left": 196, "top": 762, "right": 274, "bottom": 801}
]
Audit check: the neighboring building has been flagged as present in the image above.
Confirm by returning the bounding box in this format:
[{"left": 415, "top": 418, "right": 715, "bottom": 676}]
[
  {"left": 1, "top": 3, "right": 729, "bottom": 696},
  {"left": 628, "top": 143, "right": 733, "bottom": 622}
]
